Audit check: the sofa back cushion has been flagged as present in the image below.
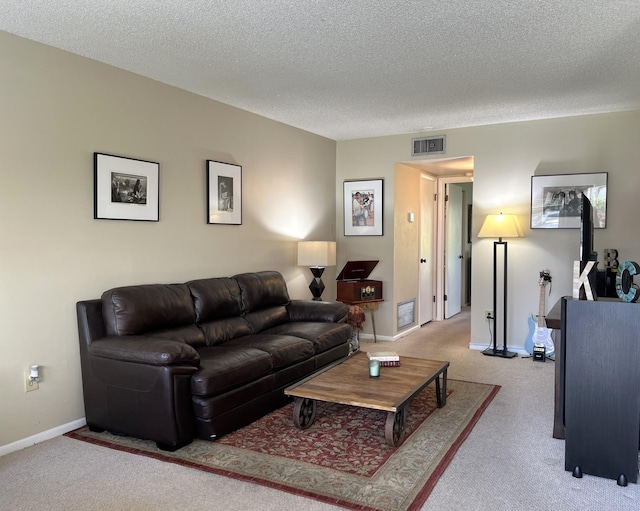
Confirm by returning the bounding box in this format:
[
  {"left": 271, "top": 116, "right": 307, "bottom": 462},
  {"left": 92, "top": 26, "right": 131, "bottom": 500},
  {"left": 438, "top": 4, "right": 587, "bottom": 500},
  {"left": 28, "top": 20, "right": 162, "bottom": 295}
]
[
  {"left": 187, "top": 277, "right": 252, "bottom": 345},
  {"left": 197, "top": 317, "right": 253, "bottom": 346},
  {"left": 243, "top": 307, "right": 289, "bottom": 333},
  {"left": 187, "top": 277, "right": 244, "bottom": 323},
  {"left": 102, "top": 284, "right": 204, "bottom": 346},
  {"left": 233, "top": 271, "right": 290, "bottom": 312},
  {"left": 233, "top": 271, "right": 290, "bottom": 332}
]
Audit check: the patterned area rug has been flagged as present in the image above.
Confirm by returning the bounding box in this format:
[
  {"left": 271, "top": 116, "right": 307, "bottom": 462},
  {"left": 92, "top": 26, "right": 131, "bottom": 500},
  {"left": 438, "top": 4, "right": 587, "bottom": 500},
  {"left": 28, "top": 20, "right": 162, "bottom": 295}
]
[{"left": 66, "top": 379, "right": 499, "bottom": 511}]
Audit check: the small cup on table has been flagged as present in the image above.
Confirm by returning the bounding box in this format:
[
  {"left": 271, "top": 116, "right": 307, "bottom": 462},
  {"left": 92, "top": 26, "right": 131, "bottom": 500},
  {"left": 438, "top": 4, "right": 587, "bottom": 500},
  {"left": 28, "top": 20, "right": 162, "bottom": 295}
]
[{"left": 369, "top": 359, "right": 380, "bottom": 378}]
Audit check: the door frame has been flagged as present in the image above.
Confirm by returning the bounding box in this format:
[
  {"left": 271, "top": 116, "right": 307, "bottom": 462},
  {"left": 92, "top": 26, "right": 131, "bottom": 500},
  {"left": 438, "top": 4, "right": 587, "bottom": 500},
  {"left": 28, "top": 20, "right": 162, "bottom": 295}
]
[{"left": 435, "top": 175, "right": 473, "bottom": 320}]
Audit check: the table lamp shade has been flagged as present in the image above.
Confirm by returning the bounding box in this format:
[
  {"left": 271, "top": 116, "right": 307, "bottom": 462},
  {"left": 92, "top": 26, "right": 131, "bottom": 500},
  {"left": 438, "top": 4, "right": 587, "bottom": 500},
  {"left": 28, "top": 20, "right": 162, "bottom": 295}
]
[
  {"left": 297, "top": 241, "right": 336, "bottom": 267},
  {"left": 478, "top": 214, "right": 524, "bottom": 239}
]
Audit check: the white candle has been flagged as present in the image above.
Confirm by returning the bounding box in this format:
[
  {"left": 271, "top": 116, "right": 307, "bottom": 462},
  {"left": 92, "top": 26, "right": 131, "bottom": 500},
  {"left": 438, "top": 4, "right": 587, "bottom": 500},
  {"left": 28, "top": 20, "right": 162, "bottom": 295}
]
[{"left": 369, "top": 359, "right": 380, "bottom": 377}]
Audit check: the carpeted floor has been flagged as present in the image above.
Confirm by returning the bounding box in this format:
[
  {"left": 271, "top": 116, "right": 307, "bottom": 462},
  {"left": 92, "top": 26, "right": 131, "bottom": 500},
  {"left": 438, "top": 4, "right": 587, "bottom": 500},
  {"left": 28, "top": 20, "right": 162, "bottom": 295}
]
[
  {"left": 3, "top": 308, "right": 640, "bottom": 510},
  {"left": 66, "top": 378, "right": 498, "bottom": 511}
]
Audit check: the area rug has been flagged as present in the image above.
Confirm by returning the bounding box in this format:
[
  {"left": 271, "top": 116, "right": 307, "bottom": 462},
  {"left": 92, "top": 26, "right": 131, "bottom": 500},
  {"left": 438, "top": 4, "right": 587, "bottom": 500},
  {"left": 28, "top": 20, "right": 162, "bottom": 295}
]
[{"left": 66, "top": 378, "right": 499, "bottom": 511}]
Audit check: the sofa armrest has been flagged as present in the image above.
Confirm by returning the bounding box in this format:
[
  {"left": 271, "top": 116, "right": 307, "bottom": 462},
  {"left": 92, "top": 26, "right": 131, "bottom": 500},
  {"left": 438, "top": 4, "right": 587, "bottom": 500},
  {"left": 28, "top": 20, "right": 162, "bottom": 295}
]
[
  {"left": 287, "top": 300, "right": 349, "bottom": 323},
  {"left": 88, "top": 336, "right": 200, "bottom": 366}
]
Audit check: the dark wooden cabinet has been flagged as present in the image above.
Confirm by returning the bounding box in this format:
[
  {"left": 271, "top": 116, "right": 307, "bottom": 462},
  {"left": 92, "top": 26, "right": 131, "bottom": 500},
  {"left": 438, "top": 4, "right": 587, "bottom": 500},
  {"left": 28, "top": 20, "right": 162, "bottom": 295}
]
[
  {"left": 546, "top": 297, "right": 639, "bottom": 441},
  {"left": 545, "top": 298, "right": 565, "bottom": 439},
  {"left": 562, "top": 298, "right": 640, "bottom": 483}
]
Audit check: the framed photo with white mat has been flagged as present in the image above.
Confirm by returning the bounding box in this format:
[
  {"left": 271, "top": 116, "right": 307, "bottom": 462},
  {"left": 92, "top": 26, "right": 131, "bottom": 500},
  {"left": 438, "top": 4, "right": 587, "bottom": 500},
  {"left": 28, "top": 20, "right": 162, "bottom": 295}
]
[
  {"left": 94, "top": 152, "right": 159, "bottom": 222},
  {"left": 343, "top": 178, "right": 383, "bottom": 236},
  {"left": 207, "top": 160, "right": 242, "bottom": 225}
]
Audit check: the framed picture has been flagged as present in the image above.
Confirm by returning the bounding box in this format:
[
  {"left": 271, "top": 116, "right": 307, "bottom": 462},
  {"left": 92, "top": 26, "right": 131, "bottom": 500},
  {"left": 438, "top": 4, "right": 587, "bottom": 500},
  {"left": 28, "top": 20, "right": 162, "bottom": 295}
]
[
  {"left": 94, "top": 153, "right": 159, "bottom": 221},
  {"left": 343, "top": 179, "right": 383, "bottom": 236},
  {"left": 530, "top": 172, "right": 607, "bottom": 229},
  {"left": 207, "top": 160, "right": 242, "bottom": 225}
]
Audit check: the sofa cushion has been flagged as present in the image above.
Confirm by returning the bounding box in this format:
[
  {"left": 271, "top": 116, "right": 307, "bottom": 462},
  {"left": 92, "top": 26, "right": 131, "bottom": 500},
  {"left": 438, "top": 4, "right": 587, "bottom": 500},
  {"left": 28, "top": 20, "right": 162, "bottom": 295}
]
[
  {"left": 191, "top": 375, "right": 275, "bottom": 421},
  {"left": 226, "top": 334, "right": 315, "bottom": 369},
  {"left": 287, "top": 300, "right": 350, "bottom": 323},
  {"left": 198, "top": 317, "right": 252, "bottom": 346},
  {"left": 243, "top": 306, "right": 289, "bottom": 333},
  {"left": 101, "top": 283, "right": 197, "bottom": 338},
  {"left": 146, "top": 325, "right": 206, "bottom": 347},
  {"left": 192, "top": 346, "right": 272, "bottom": 396},
  {"left": 186, "top": 277, "right": 244, "bottom": 323},
  {"left": 263, "top": 322, "right": 352, "bottom": 354},
  {"left": 233, "top": 271, "right": 290, "bottom": 313}
]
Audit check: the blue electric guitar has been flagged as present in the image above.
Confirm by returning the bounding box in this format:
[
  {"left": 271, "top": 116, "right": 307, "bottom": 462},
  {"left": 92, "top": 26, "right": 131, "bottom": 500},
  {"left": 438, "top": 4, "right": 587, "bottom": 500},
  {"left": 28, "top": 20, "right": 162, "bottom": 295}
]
[{"left": 524, "top": 270, "right": 555, "bottom": 357}]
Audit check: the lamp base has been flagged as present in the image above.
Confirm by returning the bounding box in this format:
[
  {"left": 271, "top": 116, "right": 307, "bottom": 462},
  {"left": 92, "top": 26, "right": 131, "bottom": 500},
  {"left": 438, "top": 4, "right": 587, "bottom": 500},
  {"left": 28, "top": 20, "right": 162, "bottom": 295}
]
[
  {"left": 308, "top": 267, "right": 325, "bottom": 301},
  {"left": 482, "top": 347, "right": 518, "bottom": 358}
]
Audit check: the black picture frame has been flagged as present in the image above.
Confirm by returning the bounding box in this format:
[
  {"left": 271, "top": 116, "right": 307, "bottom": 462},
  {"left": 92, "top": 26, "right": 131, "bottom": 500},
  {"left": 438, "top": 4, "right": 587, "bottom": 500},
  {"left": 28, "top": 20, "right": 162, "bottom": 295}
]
[
  {"left": 530, "top": 172, "right": 607, "bottom": 229},
  {"left": 94, "top": 152, "right": 159, "bottom": 221},
  {"left": 343, "top": 178, "right": 383, "bottom": 236},
  {"left": 207, "top": 160, "right": 242, "bottom": 225}
]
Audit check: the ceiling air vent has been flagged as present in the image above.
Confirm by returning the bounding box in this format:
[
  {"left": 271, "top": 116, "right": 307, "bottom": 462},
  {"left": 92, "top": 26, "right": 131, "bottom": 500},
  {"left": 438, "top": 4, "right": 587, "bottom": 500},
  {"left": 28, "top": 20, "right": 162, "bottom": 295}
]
[{"left": 412, "top": 135, "right": 446, "bottom": 156}]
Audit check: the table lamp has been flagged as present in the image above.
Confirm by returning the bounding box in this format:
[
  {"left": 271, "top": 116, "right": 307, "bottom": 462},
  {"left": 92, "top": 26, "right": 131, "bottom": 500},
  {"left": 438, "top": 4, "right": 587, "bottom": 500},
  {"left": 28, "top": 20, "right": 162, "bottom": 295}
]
[{"left": 297, "top": 241, "right": 336, "bottom": 300}]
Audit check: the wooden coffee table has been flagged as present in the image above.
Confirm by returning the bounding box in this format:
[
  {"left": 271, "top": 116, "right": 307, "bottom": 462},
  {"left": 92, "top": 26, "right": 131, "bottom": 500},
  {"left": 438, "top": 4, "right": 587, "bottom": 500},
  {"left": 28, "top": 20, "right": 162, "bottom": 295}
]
[{"left": 284, "top": 352, "right": 449, "bottom": 446}]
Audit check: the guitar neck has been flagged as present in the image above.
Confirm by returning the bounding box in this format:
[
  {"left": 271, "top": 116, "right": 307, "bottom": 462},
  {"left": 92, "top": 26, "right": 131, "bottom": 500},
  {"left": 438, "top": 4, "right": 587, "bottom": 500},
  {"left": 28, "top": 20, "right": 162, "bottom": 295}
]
[{"left": 537, "top": 284, "right": 546, "bottom": 328}]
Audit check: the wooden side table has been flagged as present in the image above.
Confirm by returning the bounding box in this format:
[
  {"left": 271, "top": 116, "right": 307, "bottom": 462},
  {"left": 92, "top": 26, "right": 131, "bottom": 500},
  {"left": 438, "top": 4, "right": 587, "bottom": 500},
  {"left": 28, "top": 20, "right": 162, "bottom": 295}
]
[{"left": 339, "top": 299, "right": 383, "bottom": 343}]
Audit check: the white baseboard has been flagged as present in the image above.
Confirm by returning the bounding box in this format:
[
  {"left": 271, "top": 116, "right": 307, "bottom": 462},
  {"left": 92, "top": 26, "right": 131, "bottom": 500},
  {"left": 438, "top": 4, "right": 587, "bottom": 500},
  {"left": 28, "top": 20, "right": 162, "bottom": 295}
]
[
  {"left": 0, "top": 417, "right": 86, "bottom": 457},
  {"left": 393, "top": 324, "right": 421, "bottom": 340},
  {"left": 358, "top": 324, "right": 421, "bottom": 343},
  {"left": 358, "top": 333, "right": 393, "bottom": 342}
]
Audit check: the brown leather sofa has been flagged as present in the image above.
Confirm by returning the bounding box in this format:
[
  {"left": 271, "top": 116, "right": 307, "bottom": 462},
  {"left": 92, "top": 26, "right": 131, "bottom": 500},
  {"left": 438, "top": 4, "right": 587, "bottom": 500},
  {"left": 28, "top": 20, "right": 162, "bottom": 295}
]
[{"left": 76, "top": 271, "right": 351, "bottom": 451}]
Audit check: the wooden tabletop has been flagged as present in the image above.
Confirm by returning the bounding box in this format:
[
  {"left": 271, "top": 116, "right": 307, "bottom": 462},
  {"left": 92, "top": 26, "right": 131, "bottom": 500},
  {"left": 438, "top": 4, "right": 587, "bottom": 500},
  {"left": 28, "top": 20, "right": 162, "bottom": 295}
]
[{"left": 285, "top": 352, "right": 449, "bottom": 413}]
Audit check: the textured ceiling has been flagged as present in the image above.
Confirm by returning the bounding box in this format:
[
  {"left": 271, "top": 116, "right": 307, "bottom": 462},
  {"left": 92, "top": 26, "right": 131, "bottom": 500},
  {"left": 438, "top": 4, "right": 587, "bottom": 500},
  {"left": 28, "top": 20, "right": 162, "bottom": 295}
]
[{"left": 1, "top": 1, "right": 640, "bottom": 141}]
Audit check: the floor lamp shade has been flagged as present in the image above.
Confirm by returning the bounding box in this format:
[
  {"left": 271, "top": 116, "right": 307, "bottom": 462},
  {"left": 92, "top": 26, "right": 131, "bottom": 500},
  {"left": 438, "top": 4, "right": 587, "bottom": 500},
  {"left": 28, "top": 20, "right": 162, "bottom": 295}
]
[
  {"left": 298, "top": 241, "right": 336, "bottom": 300},
  {"left": 477, "top": 214, "right": 524, "bottom": 240},
  {"left": 478, "top": 214, "right": 524, "bottom": 358}
]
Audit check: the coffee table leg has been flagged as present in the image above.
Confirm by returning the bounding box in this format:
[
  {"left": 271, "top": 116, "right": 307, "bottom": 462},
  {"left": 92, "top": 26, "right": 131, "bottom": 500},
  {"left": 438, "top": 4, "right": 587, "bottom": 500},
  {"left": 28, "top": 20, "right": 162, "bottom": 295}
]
[
  {"left": 292, "top": 397, "right": 317, "bottom": 429},
  {"left": 435, "top": 368, "right": 448, "bottom": 408},
  {"left": 385, "top": 407, "right": 406, "bottom": 446}
]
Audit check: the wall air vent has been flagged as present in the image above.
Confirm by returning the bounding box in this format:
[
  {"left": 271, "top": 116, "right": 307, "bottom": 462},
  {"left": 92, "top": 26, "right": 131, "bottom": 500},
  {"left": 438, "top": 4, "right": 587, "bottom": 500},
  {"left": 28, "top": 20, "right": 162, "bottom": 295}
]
[{"left": 412, "top": 135, "right": 446, "bottom": 156}]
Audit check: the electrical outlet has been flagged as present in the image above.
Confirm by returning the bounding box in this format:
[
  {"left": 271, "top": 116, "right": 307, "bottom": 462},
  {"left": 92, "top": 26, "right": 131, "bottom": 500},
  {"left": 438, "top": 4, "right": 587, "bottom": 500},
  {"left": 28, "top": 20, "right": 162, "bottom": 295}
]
[
  {"left": 25, "top": 372, "right": 39, "bottom": 392},
  {"left": 485, "top": 309, "right": 494, "bottom": 320}
]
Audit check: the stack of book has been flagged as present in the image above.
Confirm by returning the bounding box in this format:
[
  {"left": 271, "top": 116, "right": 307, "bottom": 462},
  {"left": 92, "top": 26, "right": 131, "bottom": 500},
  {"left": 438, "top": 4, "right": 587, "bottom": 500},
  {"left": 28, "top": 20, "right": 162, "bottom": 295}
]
[{"left": 367, "top": 351, "right": 400, "bottom": 367}]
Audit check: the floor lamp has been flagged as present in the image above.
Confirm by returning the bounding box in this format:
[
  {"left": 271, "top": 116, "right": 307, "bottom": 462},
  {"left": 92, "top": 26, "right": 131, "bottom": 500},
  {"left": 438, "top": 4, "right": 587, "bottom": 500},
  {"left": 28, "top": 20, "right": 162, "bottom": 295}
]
[
  {"left": 478, "top": 213, "right": 524, "bottom": 358},
  {"left": 297, "top": 241, "right": 336, "bottom": 301}
]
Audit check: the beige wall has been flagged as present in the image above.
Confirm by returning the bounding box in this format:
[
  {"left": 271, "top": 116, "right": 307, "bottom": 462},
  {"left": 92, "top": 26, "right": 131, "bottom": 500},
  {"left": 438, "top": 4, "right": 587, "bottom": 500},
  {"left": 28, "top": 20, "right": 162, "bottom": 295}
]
[
  {"left": 0, "top": 32, "right": 338, "bottom": 448},
  {"left": 393, "top": 164, "right": 422, "bottom": 332},
  {"left": 337, "top": 111, "right": 640, "bottom": 348},
  {"left": 335, "top": 135, "right": 405, "bottom": 338},
  {"left": 4, "top": 27, "right": 640, "bottom": 451}
]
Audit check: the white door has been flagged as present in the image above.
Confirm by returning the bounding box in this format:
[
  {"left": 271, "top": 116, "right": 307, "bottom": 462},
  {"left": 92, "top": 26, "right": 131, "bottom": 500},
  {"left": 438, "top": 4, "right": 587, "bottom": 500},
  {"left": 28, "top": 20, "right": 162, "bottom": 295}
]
[
  {"left": 419, "top": 175, "right": 435, "bottom": 325},
  {"left": 445, "top": 184, "right": 463, "bottom": 318}
]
